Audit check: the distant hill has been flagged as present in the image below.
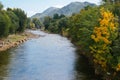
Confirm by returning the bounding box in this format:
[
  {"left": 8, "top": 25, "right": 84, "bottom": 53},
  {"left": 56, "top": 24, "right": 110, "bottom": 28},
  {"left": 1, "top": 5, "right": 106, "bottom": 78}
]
[{"left": 31, "top": 2, "right": 96, "bottom": 20}]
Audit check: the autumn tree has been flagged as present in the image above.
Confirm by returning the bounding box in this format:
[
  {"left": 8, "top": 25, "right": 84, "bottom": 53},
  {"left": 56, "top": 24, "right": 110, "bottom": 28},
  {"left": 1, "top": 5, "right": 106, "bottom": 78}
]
[{"left": 90, "top": 8, "right": 118, "bottom": 75}]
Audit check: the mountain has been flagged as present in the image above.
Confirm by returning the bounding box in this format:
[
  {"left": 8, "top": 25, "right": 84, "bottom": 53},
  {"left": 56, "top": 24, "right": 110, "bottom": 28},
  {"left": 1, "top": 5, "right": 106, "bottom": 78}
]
[
  {"left": 31, "top": 7, "right": 59, "bottom": 19},
  {"left": 31, "top": 2, "right": 96, "bottom": 19},
  {"left": 57, "top": 1, "right": 95, "bottom": 16},
  {"left": 39, "top": 7, "right": 59, "bottom": 17}
]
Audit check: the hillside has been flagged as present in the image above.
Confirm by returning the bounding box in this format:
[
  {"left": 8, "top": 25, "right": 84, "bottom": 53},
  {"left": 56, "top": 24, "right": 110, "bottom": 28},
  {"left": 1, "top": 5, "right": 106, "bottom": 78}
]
[{"left": 31, "top": 1, "right": 96, "bottom": 19}]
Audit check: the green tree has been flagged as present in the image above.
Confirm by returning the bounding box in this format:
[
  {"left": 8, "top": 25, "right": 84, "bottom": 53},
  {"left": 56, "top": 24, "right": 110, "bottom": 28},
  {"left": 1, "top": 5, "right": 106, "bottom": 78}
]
[
  {"left": 48, "top": 22, "right": 59, "bottom": 33},
  {"left": 57, "top": 17, "right": 68, "bottom": 34},
  {"left": 0, "top": 2, "right": 3, "bottom": 10},
  {"left": 7, "top": 8, "right": 19, "bottom": 34},
  {"left": 43, "top": 16, "right": 51, "bottom": 30},
  {"left": 68, "top": 7, "right": 100, "bottom": 53},
  {"left": 26, "top": 18, "right": 31, "bottom": 28},
  {"left": 59, "top": 14, "right": 65, "bottom": 18},
  {"left": 32, "top": 18, "right": 42, "bottom": 29},
  {"left": 102, "top": 0, "right": 120, "bottom": 4},
  {"left": 12, "top": 8, "right": 27, "bottom": 32},
  {"left": 0, "top": 11, "right": 11, "bottom": 37},
  {"left": 53, "top": 13, "right": 59, "bottom": 19}
]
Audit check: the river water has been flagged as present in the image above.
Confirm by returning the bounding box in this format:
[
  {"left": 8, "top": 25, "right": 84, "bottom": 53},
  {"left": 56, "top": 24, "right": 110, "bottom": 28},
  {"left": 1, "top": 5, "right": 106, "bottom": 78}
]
[{"left": 0, "top": 30, "right": 97, "bottom": 80}]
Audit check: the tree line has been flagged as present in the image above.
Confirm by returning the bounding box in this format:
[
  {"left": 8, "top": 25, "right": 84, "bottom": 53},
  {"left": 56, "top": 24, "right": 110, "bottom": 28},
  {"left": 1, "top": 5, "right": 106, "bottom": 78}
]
[
  {"left": 0, "top": 2, "right": 42, "bottom": 38},
  {"left": 0, "top": 2, "right": 28, "bottom": 38},
  {"left": 42, "top": 0, "right": 120, "bottom": 79}
]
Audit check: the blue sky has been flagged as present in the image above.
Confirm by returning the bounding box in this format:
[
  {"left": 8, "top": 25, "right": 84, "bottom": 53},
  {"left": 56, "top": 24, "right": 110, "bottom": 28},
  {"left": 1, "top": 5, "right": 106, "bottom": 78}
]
[{"left": 0, "top": 0, "right": 101, "bottom": 17}]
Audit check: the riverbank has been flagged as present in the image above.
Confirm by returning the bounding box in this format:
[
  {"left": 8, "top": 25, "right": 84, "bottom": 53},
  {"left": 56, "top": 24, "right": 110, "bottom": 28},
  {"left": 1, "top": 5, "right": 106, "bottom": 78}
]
[{"left": 0, "top": 31, "right": 40, "bottom": 52}]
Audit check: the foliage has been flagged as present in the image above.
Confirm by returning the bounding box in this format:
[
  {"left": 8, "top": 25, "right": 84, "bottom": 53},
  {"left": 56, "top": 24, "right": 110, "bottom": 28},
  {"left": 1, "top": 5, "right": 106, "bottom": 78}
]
[
  {"left": 59, "top": 14, "right": 65, "bottom": 18},
  {"left": 48, "top": 21, "right": 59, "bottom": 33},
  {"left": 36, "top": 0, "right": 120, "bottom": 79},
  {"left": 90, "top": 8, "right": 118, "bottom": 74},
  {"left": 43, "top": 3, "right": 120, "bottom": 79},
  {"left": 102, "top": 0, "right": 120, "bottom": 4},
  {"left": 29, "top": 22, "right": 35, "bottom": 29},
  {"left": 12, "top": 8, "right": 27, "bottom": 32},
  {"left": 68, "top": 7, "right": 100, "bottom": 52},
  {"left": 32, "top": 18, "right": 42, "bottom": 29},
  {"left": 43, "top": 16, "right": 51, "bottom": 30},
  {"left": 43, "top": 14, "right": 67, "bottom": 34},
  {"left": 0, "top": 2, "right": 28, "bottom": 38},
  {"left": 7, "top": 9, "right": 19, "bottom": 34},
  {"left": 57, "top": 17, "right": 68, "bottom": 34},
  {"left": 53, "top": 13, "right": 59, "bottom": 19},
  {"left": 26, "top": 18, "right": 31, "bottom": 28},
  {"left": 0, "top": 2, "right": 3, "bottom": 10},
  {"left": 0, "top": 11, "right": 11, "bottom": 37}
]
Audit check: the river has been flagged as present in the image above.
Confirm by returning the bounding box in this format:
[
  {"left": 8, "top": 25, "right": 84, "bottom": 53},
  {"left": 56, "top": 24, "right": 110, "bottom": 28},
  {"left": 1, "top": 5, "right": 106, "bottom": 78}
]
[{"left": 0, "top": 30, "right": 98, "bottom": 80}]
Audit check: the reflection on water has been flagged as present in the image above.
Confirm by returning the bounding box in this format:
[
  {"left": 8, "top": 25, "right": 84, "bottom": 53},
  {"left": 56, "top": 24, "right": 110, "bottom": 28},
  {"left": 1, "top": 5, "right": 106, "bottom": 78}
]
[
  {"left": 0, "top": 51, "right": 11, "bottom": 80},
  {"left": 74, "top": 54, "right": 99, "bottom": 80},
  {"left": 0, "top": 30, "right": 98, "bottom": 80}
]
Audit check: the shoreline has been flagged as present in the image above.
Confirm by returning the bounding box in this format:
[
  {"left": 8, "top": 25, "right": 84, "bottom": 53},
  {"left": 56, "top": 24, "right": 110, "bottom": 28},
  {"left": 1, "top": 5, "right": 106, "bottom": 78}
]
[{"left": 0, "top": 31, "right": 40, "bottom": 52}]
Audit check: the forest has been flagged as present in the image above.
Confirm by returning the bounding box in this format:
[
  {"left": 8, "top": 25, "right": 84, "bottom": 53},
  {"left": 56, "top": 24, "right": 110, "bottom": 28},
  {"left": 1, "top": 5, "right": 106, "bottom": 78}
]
[
  {"left": 0, "top": 3, "right": 27, "bottom": 37},
  {"left": 0, "top": 2, "right": 41, "bottom": 38}
]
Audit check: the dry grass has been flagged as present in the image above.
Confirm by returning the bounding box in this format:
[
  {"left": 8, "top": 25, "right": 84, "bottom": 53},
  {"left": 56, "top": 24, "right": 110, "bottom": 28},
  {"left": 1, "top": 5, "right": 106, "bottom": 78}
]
[
  {"left": 6, "top": 34, "right": 27, "bottom": 42},
  {"left": 0, "top": 31, "right": 39, "bottom": 52}
]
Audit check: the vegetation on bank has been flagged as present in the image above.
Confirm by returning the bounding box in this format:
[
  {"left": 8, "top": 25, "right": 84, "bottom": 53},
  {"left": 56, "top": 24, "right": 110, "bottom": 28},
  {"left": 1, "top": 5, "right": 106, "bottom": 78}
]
[
  {"left": 0, "top": 33, "right": 27, "bottom": 52},
  {"left": 0, "top": 31, "right": 40, "bottom": 52},
  {"left": 0, "top": 2, "right": 26, "bottom": 50},
  {"left": 0, "top": 2, "right": 40, "bottom": 51},
  {"left": 42, "top": 0, "right": 120, "bottom": 79},
  {"left": 0, "top": 2, "right": 28, "bottom": 38},
  {"left": 0, "top": 2, "right": 41, "bottom": 37}
]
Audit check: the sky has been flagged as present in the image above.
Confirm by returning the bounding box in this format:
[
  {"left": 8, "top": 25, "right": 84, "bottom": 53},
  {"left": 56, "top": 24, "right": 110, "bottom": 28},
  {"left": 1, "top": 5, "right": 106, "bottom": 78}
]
[{"left": 0, "top": 0, "right": 101, "bottom": 17}]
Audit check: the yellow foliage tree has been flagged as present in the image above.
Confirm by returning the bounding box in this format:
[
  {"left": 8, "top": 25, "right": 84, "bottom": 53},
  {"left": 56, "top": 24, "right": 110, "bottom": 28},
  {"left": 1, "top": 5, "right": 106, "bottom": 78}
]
[{"left": 90, "top": 8, "right": 118, "bottom": 71}]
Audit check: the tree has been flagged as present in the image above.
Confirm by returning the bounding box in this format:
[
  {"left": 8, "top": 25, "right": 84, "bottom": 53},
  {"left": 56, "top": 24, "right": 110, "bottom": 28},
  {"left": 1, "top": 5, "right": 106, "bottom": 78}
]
[
  {"left": 43, "top": 16, "right": 51, "bottom": 30},
  {"left": 59, "top": 14, "right": 65, "bottom": 18},
  {"left": 32, "top": 18, "right": 42, "bottom": 29},
  {"left": 53, "top": 13, "right": 59, "bottom": 19},
  {"left": 102, "top": 0, "right": 120, "bottom": 4},
  {"left": 57, "top": 17, "right": 68, "bottom": 34},
  {"left": 48, "top": 21, "right": 59, "bottom": 33},
  {"left": 0, "top": 2, "right": 3, "bottom": 10},
  {"left": 12, "top": 8, "right": 27, "bottom": 32},
  {"left": 7, "top": 8, "right": 19, "bottom": 34},
  {"left": 0, "top": 11, "right": 11, "bottom": 37},
  {"left": 68, "top": 7, "right": 100, "bottom": 52},
  {"left": 26, "top": 18, "right": 31, "bottom": 28},
  {"left": 90, "top": 8, "right": 118, "bottom": 74}
]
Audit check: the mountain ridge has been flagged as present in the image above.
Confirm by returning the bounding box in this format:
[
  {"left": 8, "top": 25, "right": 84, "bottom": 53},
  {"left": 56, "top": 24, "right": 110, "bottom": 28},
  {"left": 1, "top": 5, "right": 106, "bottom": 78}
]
[{"left": 31, "top": 1, "right": 96, "bottom": 19}]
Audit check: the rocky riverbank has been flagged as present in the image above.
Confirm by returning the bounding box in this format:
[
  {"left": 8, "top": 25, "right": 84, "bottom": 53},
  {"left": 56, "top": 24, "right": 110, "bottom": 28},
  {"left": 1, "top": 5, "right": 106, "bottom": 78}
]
[{"left": 0, "top": 31, "right": 40, "bottom": 52}]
